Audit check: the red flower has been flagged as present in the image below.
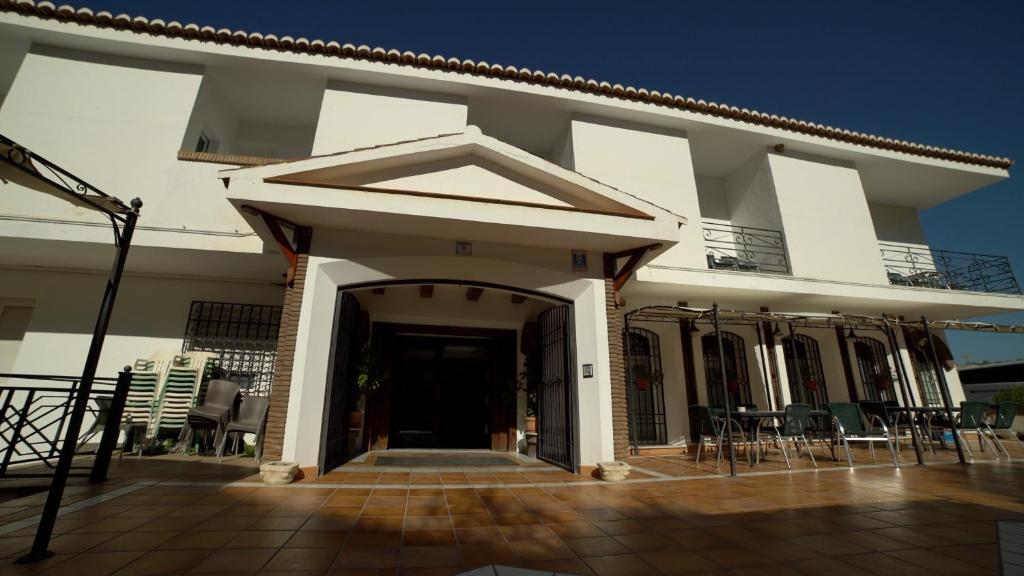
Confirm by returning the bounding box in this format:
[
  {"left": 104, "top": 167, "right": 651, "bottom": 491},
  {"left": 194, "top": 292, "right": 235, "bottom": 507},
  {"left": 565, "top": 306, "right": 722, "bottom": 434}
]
[
  {"left": 804, "top": 380, "right": 818, "bottom": 391},
  {"left": 727, "top": 378, "right": 740, "bottom": 391}
]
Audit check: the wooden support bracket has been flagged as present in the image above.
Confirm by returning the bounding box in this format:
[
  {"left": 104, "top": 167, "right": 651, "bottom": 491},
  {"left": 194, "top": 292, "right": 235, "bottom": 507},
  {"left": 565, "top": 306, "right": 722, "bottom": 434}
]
[
  {"left": 245, "top": 205, "right": 310, "bottom": 288},
  {"left": 604, "top": 243, "right": 662, "bottom": 305}
]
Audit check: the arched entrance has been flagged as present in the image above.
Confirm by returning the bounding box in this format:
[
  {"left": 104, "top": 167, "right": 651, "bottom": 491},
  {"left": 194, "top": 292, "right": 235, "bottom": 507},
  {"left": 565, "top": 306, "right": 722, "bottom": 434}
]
[{"left": 318, "top": 280, "right": 578, "bottom": 473}]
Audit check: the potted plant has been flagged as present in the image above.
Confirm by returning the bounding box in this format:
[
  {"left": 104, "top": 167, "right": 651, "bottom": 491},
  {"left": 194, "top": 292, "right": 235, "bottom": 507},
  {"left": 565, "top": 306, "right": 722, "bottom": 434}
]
[
  {"left": 804, "top": 379, "right": 819, "bottom": 391},
  {"left": 632, "top": 366, "right": 663, "bottom": 392},
  {"left": 875, "top": 374, "right": 892, "bottom": 391},
  {"left": 351, "top": 341, "right": 389, "bottom": 427}
]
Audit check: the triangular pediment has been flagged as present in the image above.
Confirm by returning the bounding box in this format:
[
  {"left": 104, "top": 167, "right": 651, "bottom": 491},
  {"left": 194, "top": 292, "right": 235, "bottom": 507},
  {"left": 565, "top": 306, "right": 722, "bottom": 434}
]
[{"left": 224, "top": 127, "right": 685, "bottom": 223}]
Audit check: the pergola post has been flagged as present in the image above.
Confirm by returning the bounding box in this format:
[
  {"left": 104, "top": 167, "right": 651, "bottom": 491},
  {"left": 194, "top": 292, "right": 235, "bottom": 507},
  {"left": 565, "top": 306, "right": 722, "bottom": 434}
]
[
  {"left": 754, "top": 321, "right": 776, "bottom": 411},
  {"left": 785, "top": 323, "right": 804, "bottom": 406},
  {"left": 623, "top": 315, "right": 637, "bottom": 455},
  {"left": 882, "top": 316, "right": 925, "bottom": 465},
  {"left": 712, "top": 304, "right": 737, "bottom": 477},
  {"left": 19, "top": 201, "right": 140, "bottom": 562},
  {"left": 921, "top": 315, "right": 967, "bottom": 465}
]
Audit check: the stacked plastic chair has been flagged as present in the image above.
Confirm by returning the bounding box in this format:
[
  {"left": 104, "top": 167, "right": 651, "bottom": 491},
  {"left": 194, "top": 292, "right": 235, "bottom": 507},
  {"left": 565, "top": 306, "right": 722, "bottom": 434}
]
[{"left": 151, "top": 352, "right": 218, "bottom": 436}]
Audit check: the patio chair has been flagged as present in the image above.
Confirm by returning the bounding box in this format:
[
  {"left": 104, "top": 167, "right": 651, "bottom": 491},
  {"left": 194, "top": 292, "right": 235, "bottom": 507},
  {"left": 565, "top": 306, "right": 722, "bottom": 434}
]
[
  {"left": 119, "top": 358, "right": 166, "bottom": 457},
  {"left": 954, "top": 401, "right": 1000, "bottom": 460},
  {"left": 989, "top": 401, "right": 1023, "bottom": 458},
  {"left": 756, "top": 403, "right": 817, "bottom": 470},
  {"left": 152, "top": 355, "right": 207, "bottom": 436},
  {"left": 180, "top": 379, "right": 240, "bottom": 453},
  {"left": 826, "top": 402, "right": 899, "bottom": 468},
  {"left": 217, "top": 395, "right": 270, "bottom": 463},
  {"left": 859, "top": 401, "right": 901, "bottom": 450},
  {"left": 689, "top": 405, "right": 749, "bottom": 469}
]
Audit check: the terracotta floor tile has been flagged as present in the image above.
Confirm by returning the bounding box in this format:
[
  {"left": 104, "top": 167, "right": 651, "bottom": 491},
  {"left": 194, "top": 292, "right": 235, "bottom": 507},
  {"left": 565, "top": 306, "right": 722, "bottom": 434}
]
[
  {"left": 158, "top": 529, "right": 238, "bottom": 550},
  {"left": 884, "top": 548, "right": 995, "bottom": 575},
  {"left": 584, "top": 553, "right": 662, "bottom": 576},
  {"left": 565, "top": 536, "right": 631, "bottom": 558},
  {"left": 638, "top": 548, "right": 719, "bottom": 574},
  {"left": 450, "top": 515, "right": 494, "bottom": 529},
  {"left": 700, "top": 545, "right": 776, "bottom": 568},
  {"left": 41, "top": 551, "right": 142, "bottom": 576},
  {"left": 246, "top": 515, "right": 308, "bottom": 531},
  {"left": 522, "top": 557, "right": 597, "bottom": 575},
  {"left": 490, "top": 513, "right": 538, "bottom": 526},
  {"left": 47, "top": 532, "right": 118, "bottom": 555},
  {"left": 458, "top": 541, "right": 517, "bottom": 567},
  {"left": 188, "top": 547, "right": 276, "bottom": 573},
  {"left": 404, "top": 516, "right": 452, "bottom": 531},
  {"left": 354, "top": 516, "right": 405, "bottom": 533},
  {"left": 396, "top": 566, "right": 462, "bottom": 576},
  {"left": 548, "top": 522, "right": 606, "bottom": 539},
  {"left": 743, "top": 539, "right": 821, "bottom": 563},
  {"left": 113, "top": 548, "right": 212, "bottom": 576},
  {"left": 333, "top": 546, "right": 401, "bottom": 569},
  {"left": 612, "top": 532, "right": 676, "bottom": 553},
  {"left": 398, "top": 544, "right": 460, "bottom": 567},
  {"left": 285, "top": 530, "right": 349, "bottom": 548},
  {"left": 790, "top": 533, "right": 871, "bottom": 556},
  {"left": 838, "top": 552, "right": 937, "bottom": 576},
  {"left": 508, "top": 538, "right": 576, "bottom": 560},
  {"left": 362, "top": 505, "right": 406, "bottom": 517},
  {"left": 454, "top": 526, "right": 504, "bottom": 544},
  {"left": 498, "top": 524, "right": 556, "bottom": 541},
  {"left": 346, "top": 532, "right": 403, "bottom": 547},
  {"left": 402, "top": 530, "right": 455, "bottom": 546},
  {"left": 92, "top": 531, "right": 179, "bottom": 552},
  {"left": 302, "top": 515, "right": 358, "bottom": 531},
  {"left": 223, "top": 529, "right": 294, "bottom": 548},
  {"left": 263, "top": 546, "right": 339, "bottom": 571},
  {"left": 786, "top": 556, "right": 874, "bottom": 576}
]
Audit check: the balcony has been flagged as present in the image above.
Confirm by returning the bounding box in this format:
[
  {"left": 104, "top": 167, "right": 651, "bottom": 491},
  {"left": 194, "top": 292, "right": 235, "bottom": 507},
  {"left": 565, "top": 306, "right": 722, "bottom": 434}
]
[
  {"left": 702, "top": 222, "right": 790, "bottom": 275},
  {"left": 880, "top": 242, "right": 1020, "bottom": 294}
]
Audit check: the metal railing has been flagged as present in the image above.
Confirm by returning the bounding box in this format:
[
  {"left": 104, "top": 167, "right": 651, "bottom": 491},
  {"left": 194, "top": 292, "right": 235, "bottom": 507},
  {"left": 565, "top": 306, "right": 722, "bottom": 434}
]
[
  {"left": 702, "top": 222, "right": 791, "bottom": 275},
  {"left": 0, "top": 373, "right": 128, "bottom": 478},
  {"left": 879, "top": 243, "right": 1020, "bottom": 295}
]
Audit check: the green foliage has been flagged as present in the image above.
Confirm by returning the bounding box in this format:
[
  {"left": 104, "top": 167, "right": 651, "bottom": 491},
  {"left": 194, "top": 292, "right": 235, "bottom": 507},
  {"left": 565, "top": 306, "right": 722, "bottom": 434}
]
[
  {"left": 356, "top": 341, "right": 389, "bottom": 395},
  {"left": 992, "top": 386, "right": 1024, "bottom": 410}
]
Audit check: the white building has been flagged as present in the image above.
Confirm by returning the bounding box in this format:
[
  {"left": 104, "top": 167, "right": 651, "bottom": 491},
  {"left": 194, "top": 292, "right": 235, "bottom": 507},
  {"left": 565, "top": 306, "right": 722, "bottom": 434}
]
[{"left": 1, "top": 2, "right": 1020, "bottom": 474}]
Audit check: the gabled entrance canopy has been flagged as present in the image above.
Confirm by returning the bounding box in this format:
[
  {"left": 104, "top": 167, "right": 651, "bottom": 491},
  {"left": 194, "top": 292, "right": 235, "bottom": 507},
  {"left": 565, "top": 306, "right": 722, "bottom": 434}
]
[{"left": 221, "top": 126, "right": 684, "bottom": 253}]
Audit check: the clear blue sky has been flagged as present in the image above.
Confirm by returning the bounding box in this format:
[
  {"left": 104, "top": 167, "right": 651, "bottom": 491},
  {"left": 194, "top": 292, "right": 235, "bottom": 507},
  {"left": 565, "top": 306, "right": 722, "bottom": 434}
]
[{"left": 81, "top": 1, "right": 1024, "bottom": 363}]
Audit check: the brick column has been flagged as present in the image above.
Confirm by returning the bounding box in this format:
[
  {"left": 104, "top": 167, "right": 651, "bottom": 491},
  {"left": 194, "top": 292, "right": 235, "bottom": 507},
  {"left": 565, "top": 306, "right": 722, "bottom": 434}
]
[
  {"left": 263, "top": 230, "right": 311, "bottom": 462},
  {"left": 603, "top": 255, "right": 631, "bottom": 460}
]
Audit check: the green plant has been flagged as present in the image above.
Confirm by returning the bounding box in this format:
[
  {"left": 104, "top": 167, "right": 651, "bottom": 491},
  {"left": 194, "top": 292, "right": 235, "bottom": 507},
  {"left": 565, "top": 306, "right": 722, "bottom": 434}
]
[
  {"left": 355, "top": 341, "right": 389, "bottom": 395},
  {"left": 992, "top": 386, "right": 1024, "bottom": 413}
]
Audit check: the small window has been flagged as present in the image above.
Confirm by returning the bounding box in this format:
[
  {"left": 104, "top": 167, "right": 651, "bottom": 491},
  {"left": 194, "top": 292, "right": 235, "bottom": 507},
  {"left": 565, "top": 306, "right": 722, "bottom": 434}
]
[{"left": 195, "top": 132, "right": 212, "bottom": 153}]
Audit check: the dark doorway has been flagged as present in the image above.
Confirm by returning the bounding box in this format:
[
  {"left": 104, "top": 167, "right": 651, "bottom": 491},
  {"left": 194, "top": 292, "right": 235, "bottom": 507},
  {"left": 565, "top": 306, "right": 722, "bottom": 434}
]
[
  {"left": 364, "top": 323, "right": 517, "bottom": 452},
  {"left": 390, "top": 334, "right": 493, "bottom": 449}
]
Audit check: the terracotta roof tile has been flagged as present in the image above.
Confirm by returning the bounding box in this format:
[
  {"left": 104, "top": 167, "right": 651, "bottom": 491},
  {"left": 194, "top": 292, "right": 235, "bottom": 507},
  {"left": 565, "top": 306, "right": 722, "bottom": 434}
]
[{"left": 2, "top": 0, "right": 1012, "bottom": 170}]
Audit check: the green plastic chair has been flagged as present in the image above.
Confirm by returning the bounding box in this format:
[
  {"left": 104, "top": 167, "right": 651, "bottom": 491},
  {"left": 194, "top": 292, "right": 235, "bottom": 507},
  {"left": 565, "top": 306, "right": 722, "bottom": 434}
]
[
  {"left": 956, "top": 401, "right": 1002, "bottom": 460},
  {"left": 826, "top": 402, "right": 899, "bottom": 468},
  {"left": 757, "top": 403, "right": 817, "bottom": 470},
  {"left": 990, "top": 401, "right": 1022, "bottom": 457},
  {"left": 688, "top": 405, "right": 748, "bottom": 469}
]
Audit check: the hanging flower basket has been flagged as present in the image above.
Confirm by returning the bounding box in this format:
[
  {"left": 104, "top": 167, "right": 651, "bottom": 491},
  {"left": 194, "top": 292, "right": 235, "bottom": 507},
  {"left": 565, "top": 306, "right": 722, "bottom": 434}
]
[
  {"left": 635, "top": 378, "right": 650, "bottom": 391},
  {"left": 804, "top": 379, "right": 818, "bottom": 391},
  {"left": 875, "top": 375, "right": 892, "bottom": 390},
  {"left": 727, "top": 378, "right": 740, "bottom": 392}
]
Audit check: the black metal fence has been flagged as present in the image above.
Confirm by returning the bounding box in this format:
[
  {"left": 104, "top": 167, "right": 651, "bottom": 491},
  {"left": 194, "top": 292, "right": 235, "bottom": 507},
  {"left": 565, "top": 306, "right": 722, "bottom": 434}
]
[
  {"left": 703, "top": 222, "right": 791, "bottom": 274},
  {"left": 0, "top": 373, "right": 126, "bottom": 478},
  {"left": 880, "top": 243, "right": 1020, "bottom": 294}
]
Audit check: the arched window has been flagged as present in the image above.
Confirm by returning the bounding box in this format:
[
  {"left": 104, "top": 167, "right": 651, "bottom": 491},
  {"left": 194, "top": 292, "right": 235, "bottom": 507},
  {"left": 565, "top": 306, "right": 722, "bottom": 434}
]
[
  {"left": 702, "top": 332, "right": 752, "bottom": 409},
  {"left": 626, "top": 328, "right": 667, "bottom": 445},
  {"left": 852, "top": 337, "right": 896, "bottom": 402},
  {"left": 782, "top": 334, "right": 828, "bottom": 408},
  {"left": 908, "top": 347, "right": 942, "bottom": 407}
]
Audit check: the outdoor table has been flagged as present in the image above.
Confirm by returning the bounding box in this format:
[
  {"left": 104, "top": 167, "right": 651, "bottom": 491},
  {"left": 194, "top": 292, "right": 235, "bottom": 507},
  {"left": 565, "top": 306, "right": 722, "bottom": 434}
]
[
  {"left": 726, "top": 409, "right": 828, "bottom": 464},
  {"left": 891, "top": 406, "right": 962, "bottom": 451}
]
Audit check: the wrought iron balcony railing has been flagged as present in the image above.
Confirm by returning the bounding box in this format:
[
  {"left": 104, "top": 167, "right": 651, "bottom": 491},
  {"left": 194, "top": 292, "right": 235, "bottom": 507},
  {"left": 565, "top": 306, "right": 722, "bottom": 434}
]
[
  {"left": 703, "top": 222, "right": 790, "bottom": 275},
  {"left": 879, "top": 242, "right": 1021, "bottom": 295}
]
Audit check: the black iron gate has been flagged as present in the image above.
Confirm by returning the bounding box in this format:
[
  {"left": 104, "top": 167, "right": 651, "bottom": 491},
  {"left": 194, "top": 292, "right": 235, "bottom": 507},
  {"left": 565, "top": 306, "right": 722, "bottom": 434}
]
[
  {"left": 319, "top": 291, "right": 362, "bottom": 474},
  {"left": 537, "top": 305, "right": 577, "bottom": 472},
  {"left": 626, "top": 328, "right": 667, "bottom": 445}
]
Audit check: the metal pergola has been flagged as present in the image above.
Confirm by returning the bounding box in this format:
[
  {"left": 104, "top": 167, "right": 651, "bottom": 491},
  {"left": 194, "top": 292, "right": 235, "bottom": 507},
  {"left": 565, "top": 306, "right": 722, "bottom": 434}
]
[
  {"left": 1, "top": 133, "right": 141, "bottom": 562},
  {"left": 623, "top": 304, "right": 1022, "bottom": 476}
]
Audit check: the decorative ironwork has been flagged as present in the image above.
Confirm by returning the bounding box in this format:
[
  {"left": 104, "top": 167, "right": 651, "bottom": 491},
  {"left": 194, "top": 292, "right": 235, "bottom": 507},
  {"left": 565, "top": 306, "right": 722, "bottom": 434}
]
[
  {"left": 626, "top": 328, "right": 667, "bottom": 445},
  {"left": 703, "top": 222, "right": 790, "bottom": 274},
  {"left": 182, "top": 301, "right": 282, "bottom": 397},
  {"left": 907, "top": 346, "right": 942, "bottom": 407},
  {"left": 0, "top": 374, "right": 118, "bottom": 477},
  {"left": 537, "top": 305, "right": 577, "bottom": 472},
  {"left": 879, "top": 242, "right": 1020, "bottom": 294},
  {"left": 782, "top": 334, "right": 829, "bottom": 409},
  {"left": 852, "top": 337, "right": 897, "bottom": 403},
  {"left": 702, "top": 331, "right": 753, "bottom": 409}
]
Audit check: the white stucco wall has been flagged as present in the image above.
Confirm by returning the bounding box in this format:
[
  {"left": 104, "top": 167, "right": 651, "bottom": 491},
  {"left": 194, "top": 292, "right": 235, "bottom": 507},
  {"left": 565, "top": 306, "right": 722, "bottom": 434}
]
[
  {"left": 725, "top": 152, "right": 785, "bottom": 233},
  {"left": 312, "top": 82, "right": 467, "bottom": 154},
  {"left": 2, "top": 268, "right": 283, "bottom": 378},
  {"left": 567, "top": 116, "right": 705, "bottom": 269},
  {"left": 768, "top": 153, "right": 888, "bottom": 284}
]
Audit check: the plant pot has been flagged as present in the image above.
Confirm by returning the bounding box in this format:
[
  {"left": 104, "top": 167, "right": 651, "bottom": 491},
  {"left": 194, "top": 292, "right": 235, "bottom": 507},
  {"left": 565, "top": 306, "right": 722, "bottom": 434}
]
[
  {"left": 259, "top": 461, "right": 299, "bottom": 485},
  {"left": 349, "top": 411, "right": 363, "bottom": 428},
  {"left": 597, "top": 461, "right": 631, "bottom": 482},
  {"left": 525, "top": 416, "right": 537, "bottom": 434}
]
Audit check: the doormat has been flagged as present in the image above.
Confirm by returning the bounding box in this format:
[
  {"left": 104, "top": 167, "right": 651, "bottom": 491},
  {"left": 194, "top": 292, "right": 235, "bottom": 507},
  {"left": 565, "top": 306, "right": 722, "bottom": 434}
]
[{"left": 374, "top": 455, "right": 519, "bottom": 467}]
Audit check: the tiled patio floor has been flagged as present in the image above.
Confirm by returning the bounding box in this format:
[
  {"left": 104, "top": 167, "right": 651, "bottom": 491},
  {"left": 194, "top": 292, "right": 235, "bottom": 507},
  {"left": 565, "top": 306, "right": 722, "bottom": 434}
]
[{"left": 2, "top": 448, "right": 1023, "bottom": 575}]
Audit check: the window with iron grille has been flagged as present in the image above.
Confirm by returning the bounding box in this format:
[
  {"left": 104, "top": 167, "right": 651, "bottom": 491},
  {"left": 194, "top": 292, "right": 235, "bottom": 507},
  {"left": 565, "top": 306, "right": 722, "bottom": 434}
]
[
  {"left": 702, "top": 332, "right": 753, "bottom": 409},
  {"left": 852, "top": 337, "right": 896, "bottom": 402},
  {"left": 783, "top": 334, "right": 829, "bottom": 409},
  {"left": 182, "top": 301, "right": 282, "bottom": 397}
]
